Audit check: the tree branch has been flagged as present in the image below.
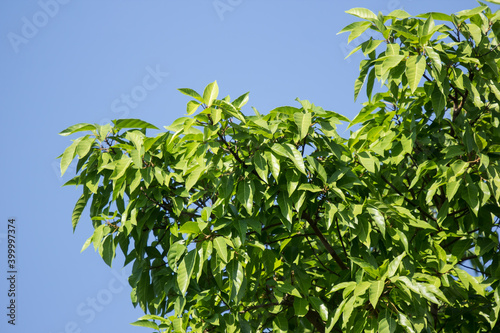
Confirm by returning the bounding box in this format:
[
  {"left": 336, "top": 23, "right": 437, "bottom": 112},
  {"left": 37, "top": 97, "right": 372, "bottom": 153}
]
[{"left": 303, "top": 212, "right": 349, "bottom": 271}]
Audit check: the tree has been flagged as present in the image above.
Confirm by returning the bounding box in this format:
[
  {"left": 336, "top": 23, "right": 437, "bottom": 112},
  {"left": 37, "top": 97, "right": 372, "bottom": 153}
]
[{"left": 59, "top": 4, "right": 500, "bottom": 332}]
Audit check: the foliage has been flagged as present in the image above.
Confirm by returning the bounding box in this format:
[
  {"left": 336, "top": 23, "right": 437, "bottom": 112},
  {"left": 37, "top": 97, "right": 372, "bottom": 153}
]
[{"left": 59, "top": 3, "right": 500, "bottom": 332}]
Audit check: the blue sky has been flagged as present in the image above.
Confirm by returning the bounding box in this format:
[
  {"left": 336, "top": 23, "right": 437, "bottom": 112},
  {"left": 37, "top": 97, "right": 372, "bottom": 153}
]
[{"left": 0, "top": 1, "right": 495, "bottom": 332}]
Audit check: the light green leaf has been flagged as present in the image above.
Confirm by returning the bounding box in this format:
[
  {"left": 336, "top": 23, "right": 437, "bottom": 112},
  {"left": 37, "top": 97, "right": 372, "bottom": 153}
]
[
  {"left": 446, "top": 178, "right": 462, "bottom": 201},
  {"left": 386, "top": 9, "right": 411, "bottom": 19},
  {"left": 406, "top": 55, "right": 426, "bottom": 93},
  {"left": 72, "top": 194, "right": 89, "bottom": 232},
  {"left": 229, "top": 260, "right": 245, "bottom": 303},
  {"left": 379, "top": 314, "right": 397, "bottom": 333},
  {"left": 346, "top": 7, "right": 378, "bottom": 21},
  {"left": 80, "top": 235, "right": 92, "bottom": 253},
  {"left": 60, "top": 137, "right": 81, "bottom": 176},
  {"left": 381, "top": 55, "right": 405, "bottom": 77},
  {"left": 369, "top": 279, "right": 385, "bottom": 308},
  {"left": 130, "top": 320, "right": 160, "bottom": 330},
  {"left": 358, "top": 151, "right": 378, "bottom": 173},
  {"left": 294, "top": 112, "right": 312, "bottom": 141},
  {"left": 348, "top": 22, "right": 372, "bottom": 43},
  {"left": 59, "top": 123, "right": 96, "bottom": 136},
  {"left": 387, "top": 253, "right": 406, "bottom": 277},
  {"left": 114, "top": 119, "right": 158, "bottom": 130},
  {"left": 253, "top": 152, "right": 269, "bottom": 183},
  {"left": 167, "top": 242, "right": 186, "bottom": 270},
  {"left": 178, "top": 222, "right": 202, "bottom": 234},
  {"left": 110, "top": 157, "right": 132, "bottom": 180},
  {"left": 178, "top": 88, "right": 204, "bottom": 103},
  {"left": 367, "top": 207, "right": 385, "bottom": 238},
  {"left": 203, "top": 81, "right": 219, "bottom": 107},
  {"left": 232, "top": 92, "right": 250, "bottom": 109},
  {"left": 213, "top": 237, "right": 228, "bottom": 263},
  {"left": 237, "top": 180, "right": 255, "bottom": 215},
  {"left": 424, "top": 46, "right": 442, "bottom": 72},
  {"left": 177, "top": 250, "right": 197, "bottom": 294},
  {"left": 186, "top": 100, "right": 201, "bottom": 115},
  {"left": 277, "top": 192, "right": 293, "bottom": 231},
  {"left": 185, "top": 165, "right": 204, "bottom": 192},
  {"left": 76, "top": 135, "right": 95, "bottom": 158},
  {"left": 309, "top": 296, "right": 328, "bottom": 321},
  {"left": 265, "top": 151, "right": 280, "bottom": 181}
]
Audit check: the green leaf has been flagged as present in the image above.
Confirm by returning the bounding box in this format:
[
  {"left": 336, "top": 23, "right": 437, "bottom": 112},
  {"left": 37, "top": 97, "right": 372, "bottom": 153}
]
[
  {"left": 101, "top": 235, "right": 115, "bottom": 267},
  {"left": 60, "top": 137, "right": 81, "bottom": 176},
  {"left": 283, "top": 143, "right": 307, "bottom": 175},
  {"left": 233, "top": 92, "right": 250, "bottom": 109},
  {"left": 294, "top": 111, "right": 312, "bottom": 141},
  {"left": 185, "top": 165, "right": 204, "bottom": 192},
  {"left": 294, "top": 297, "right": 309, "bottom": 317},
  {"left": 110, "top": 157, "right": 132, "bottom": 180},
  {"left": 387, "top": 253, "right": 405, "bottom": 277},
  {"left": 358, "top": 151, "right": 378, "bottom": 173},
  {"left": 463, "top": 182, "right": 480, "bottom": 216},
  {"left": 178, "top": 222, "right": 202, "bottom": 234},
  {"left": 424, "top": 46, "right": 442, "bottom": 72},
  {"left": 203, "top": 81, "right": 219, "bottom": 107},
  {"left": 309, "top": 296, "right": 328, "bottom": 321},
  {"left": 381, "top": 55, "right": 405, "bottom": 77},
  {"left": 265, "top": 151, "right": 280, "bottom": 181},
  {"left": 177, "top": 250, "right": 197, "bottom": 294},
  {"left": 72, "top": 194, "right": 89, "bottom": 232},
  {"left": 406, "top": 55, "right": 426, "bottom": 93},
  {"left": 213, "top": 237, "right": 228, "bottom": 263},
  {"left": 446, "top": 178, "right": 462, "bottom": 201},
  {"left": 253, "top": 152, "right": 268, "bottom": 183},
  {"left": 273, "top": 314, "right": 289, "bottom": 332},
  {"left": 76, "top": 135, "right": 95, "bottom": 158},
  {"left": 368, "top": 207, "right": 385, "bottom": 238},
  {"left": 114, "top": 119, "right": 158, "bottom": 130},
  {"left": 379, "top": 313, "right": 397, "bottom": 333},
  {"left": 237, "top": 180, "right": 255, "bottom": 215},
  {"left": 59, "top": 123, "right": 96, "bottom": 136},
  {"left": 167, "top": 242, "right": 186, "bottom": 270},
  {"left": 386, "top": 9, "right": 411, "bottom": 19},
  {"left": 229, "top": 260, "right": 245, "bottom": 303},
  {"left": 346, "top": 7, "right": 378, "bottom": 21},
  {"left": 186, "top": 100, "right": 201, "bottom": 115},
  {"left": 178, "top": 88, "right": 204, "bottom": 103},
  {"left": 130, "top": 320, "right": 160, "bottom": 330},
  {"left": 348, "top": 21, "right": 372, "bottom": 43},
  {"left": 369, "top": 279, "right": 385, "bottom": 308}
]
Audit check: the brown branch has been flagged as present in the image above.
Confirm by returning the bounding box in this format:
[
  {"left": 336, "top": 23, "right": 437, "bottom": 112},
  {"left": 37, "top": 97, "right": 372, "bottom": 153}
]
[
  {"left": 305, "top": 309, "right": 326, "bottom": 333},
  {"left": 335, "top": 217, "right": 348, "bottom": 259},
  {"left": 304, "top": 234, "right": 339, "bottom": 276},
  {"left": 303, "top": 212, "right": 349, "bottom": 271}
]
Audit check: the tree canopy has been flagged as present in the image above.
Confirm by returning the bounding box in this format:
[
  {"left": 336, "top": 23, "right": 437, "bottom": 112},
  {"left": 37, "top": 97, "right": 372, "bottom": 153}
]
[{"left": 60, "top": 3, "right": 500, "bottom": 332}]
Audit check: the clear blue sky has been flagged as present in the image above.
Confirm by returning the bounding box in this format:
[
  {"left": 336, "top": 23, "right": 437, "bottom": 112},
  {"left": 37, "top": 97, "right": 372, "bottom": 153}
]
[{"left": 0, "top": 1, "right": 495, "bottom": 332}]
